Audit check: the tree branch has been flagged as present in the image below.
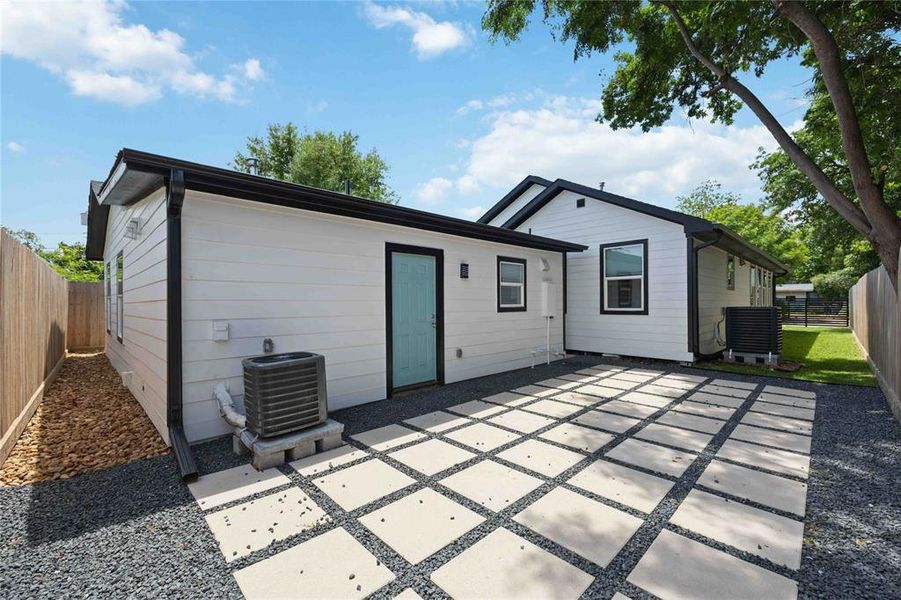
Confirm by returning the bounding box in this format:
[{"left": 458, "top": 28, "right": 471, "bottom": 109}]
[{"left": 658, "top": 0, "right": 872, "bottom": 237}]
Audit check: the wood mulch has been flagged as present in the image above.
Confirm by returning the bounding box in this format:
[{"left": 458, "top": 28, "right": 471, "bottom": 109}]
[{"left": 0, "top": 352, "right": 169, "bottom": 486}]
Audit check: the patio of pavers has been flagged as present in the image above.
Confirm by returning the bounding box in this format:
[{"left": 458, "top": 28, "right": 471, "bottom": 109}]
[{"left": 187, "top": 363, "right": 820, "bottom": 600}]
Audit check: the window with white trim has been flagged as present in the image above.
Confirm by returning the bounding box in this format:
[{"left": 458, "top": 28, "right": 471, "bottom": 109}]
[
  {"left": 497, "top": 257, "right": 526, "bottom": 312},
  {"left": 601, "top": 240, "right": 647, "bottom": 313},
  {"left": 105, "top": 261, "right": 112, "bottom": 333},
  {"left": 726, "top": 254, "right": 735, "bottom": 290},
  {"left": 116, "top": 251, "right": 124, "bottom": 342}
]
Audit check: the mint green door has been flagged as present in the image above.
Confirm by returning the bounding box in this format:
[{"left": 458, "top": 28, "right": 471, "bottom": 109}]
[{"left": 391, "top": 252, "right": 437, "bottom": 389}]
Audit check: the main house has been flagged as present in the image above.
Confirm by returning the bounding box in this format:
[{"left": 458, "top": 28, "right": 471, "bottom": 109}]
[{"left": 85, "top": 149, "right": 785, "bottom": 478}]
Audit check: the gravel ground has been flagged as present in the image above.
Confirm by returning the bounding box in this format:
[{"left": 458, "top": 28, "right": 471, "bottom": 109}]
[{"left": 0, "top": 355, "right": 897, "bottom": 599}]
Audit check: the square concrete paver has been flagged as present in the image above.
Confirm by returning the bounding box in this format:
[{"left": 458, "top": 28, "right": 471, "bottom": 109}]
[
  {"left": 513, "top": 385, "right": 561, "bottom": 398},
  {"left": 711, "top": 378, "right": 757, "bottom": 390},
  {"left": 482, "top": 392, "right": 536, "bottom": 407},
  {"left": 730, "top": 424, "right": 811, "bottom": 454},
  {"left": 206, "top": 487, "right": 329, "bottom": 562},
  {"left": 554, "top": 391, "right": 604, "bottom": 407},
  {"left": 359, "top": 488, "right": 484, "bottom": 564},
  {"left": 656, "top": 411, "right": 725, "bottom": 434},
  {"left": 394, "top": 589, "right": 423, "bottom": 600},
  {"left": 652, "top": 377, "right": 701, "bottom": 391},
  {"left": 608, "top": 372, "right": 655, "bottom": 384},
  {"left": 687, "top": 391, "right": 745, "bottom": 408},
  {"left": 627, "top": 530, "right": 798, "bottom": 600},
  {"left": 522, "top": 399, "right": 583, "bottom": 419},
  {"left": 660, "top": 372, "right": 707, "bottom": 384},
  {"left": 576, "top": 384, "right": 623, "bottom": 398},
  {"left": 741, "top": 411, "right": 812, "bottom": 436},
  {"left": 389, "top": 439, "right": 476, "bottom": 476},
  {"left": 670, "top": 489, "right": 804, "bottom": 569},
  {"left": 634, "top": 423, "right": 713, "bottom": 453},
  {"left": 497, "top": 439, "right": 585, "bottom": 477},
  {"left": 188, "top": 464, "right": 291, "bottom": 510},
  {"left": 750, "top": 401, "right": 815, "bottom": 421},
  {"left": 633, "top": 384, "right": 686, "bottom": 399},
  {"left": 535, "top": 377, "right": 582, "bottom": 390},
  {"left": 763, "top": 385, "right": 816, "bottom": 399},
  {"left": 514, "top": 486, "right": 643, "bottom": 567},
  {"left": 697, "top": 460, "right": 808, "bottom": 517},
  {"left": 591, "top": 378, "right": 639, "bottom": 391},
  {"left": 446, "top": 400, "right": 508, "bottom": 419},
  {"left": 488, "top": 409, "right": 556, "bottom": 434},
  {"left": 431, "top": 527, "right": 594, "bottom": 600},
  {"left": 440, "top": 459, "right": 543, "bottom": 512},
  {"left": 539, "top": 423, "right": 615, "bottom": 452},
  {"left": 351, "top": 424, "right": 427, "bottom": 452},
  {"left": 716, "top": 440, "right": 810, "bottom": 479},
  {"left": 568, "top": 459, "right": 674, "bottom": 513},
  {"left": 558, "top": 373, "right": 600, "bottom": 384},
  {"left": 404, "top": 411, "right": 471, "bottom": 433},
  {"left": 758, "top": 392, "right": 816, "bottom": 409},
  {"left": 574, "top": 410, "right": 642, "bottom": 434},
  {"left": 606, "top": 438, "right": 697, "bottom": 477},
  {"left": 313, "top": 459, "right": 415, "bottom": 511},
  {"left": 290, "top": 446, "right": 369, "bottom": 477},
  {"left": 619, "top": 391, "right": 674, "bottom": 409},
  {"left": 444, "top": 422, "right": 521, "bottom": 452},
  {"left": 673, "top": 400, "right": 735, "bottom": 421},
  {"left": 233, "top": 526, "right": 394, "bottom": 599},
  {"left": 596, "top": 399, "right": 658, "bottom": 419},
  {"left": 699, "top": 384, "right": 752, "bottom": 399}
]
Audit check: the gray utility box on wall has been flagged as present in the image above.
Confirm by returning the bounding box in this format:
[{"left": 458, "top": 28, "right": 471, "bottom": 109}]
[
  {"left": 724, "top": 306, "right": 783, "bottom": 365},
  {"left": 242, "top": 351, "right": 328, "bottom": 438}
]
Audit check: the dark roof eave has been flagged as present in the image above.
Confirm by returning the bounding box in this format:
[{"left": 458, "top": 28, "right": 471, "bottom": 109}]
[
  {"left": 85, "top": 181, "right": 110, "bottom": 261},
  {"left": 687, "top": 223, "right": 790, "bottom": 275},
  {"left": 91, "top": 149, "right": 586, "bottom": 254},
  {"left": 477, "top": 175, "right": 552, "bottom": 224}
]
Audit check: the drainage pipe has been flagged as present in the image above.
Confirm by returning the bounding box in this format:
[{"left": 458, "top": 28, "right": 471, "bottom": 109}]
[{"left": 214, "top": 383, "right": 246, "bottom": 429}]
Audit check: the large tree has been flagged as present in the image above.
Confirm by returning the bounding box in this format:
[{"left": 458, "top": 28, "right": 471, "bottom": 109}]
[
  {"left": 676, "top": 181, "right": 810, "bottom": 279},
  {"left": 233, "top": 123, "right": 398, "bottom": 204},
  {"left": 483, "top": 0, "right": 901, "bottom": 289}
]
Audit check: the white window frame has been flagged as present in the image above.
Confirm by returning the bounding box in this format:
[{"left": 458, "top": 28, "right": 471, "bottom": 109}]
[
  {"left": 497, "top": 257, "right": 526, "bottom": 312},
  {"left": 601, "top": 240, "right": 647, "bottom": 314},
  {"left": 726, "top": 254, "right": 735, "bottom": 290}
]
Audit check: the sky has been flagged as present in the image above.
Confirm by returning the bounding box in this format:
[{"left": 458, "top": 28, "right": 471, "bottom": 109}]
[{"left": 1, "top": 1, "right": 812, "bottom": 247}]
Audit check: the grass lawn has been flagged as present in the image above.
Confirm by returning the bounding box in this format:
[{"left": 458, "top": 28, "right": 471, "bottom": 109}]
[{"left": 698, "top": 325, "right": 877, "bottom": 387}]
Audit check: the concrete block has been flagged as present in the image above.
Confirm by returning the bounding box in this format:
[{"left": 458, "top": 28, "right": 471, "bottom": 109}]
[
  {"left": 237, "top": 419, "right": 346, "bottom": 470},
  {"left": 285, "top": 440, "right": 315, "bottom": 461}
]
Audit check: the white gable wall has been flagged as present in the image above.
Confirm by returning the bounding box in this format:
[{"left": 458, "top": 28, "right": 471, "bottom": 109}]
[
  {"left": 484, "top": 184, "right": 547, "bottom": 227},
  {"left": 180, "top": 191, "right": 564, "bottom": 442},
  {"left": 516, "top": 190, "right": 693, "bottom": 362},
  {"left": 102, "top": 187, "right": 169, "bottom": 443}
]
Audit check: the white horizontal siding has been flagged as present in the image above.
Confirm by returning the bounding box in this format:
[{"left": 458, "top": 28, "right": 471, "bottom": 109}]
[
  {"left": 697, "top": 246, "right": 772, "bottom": 354},
  {"left": 181, "top": 191, "right": 564, "bottom": 442},
  {"left": 517, "top": 190, "right": 693, "bottom": 362},
  {"left": 485, "top": 184, "right": 547, "bottom": 226},
  {"left": 102, "top": 187, "right": 169, "bottom": 443}
]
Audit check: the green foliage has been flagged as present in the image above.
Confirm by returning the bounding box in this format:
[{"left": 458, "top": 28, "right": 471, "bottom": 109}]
[
  {"left": 233, "top": 122, "right": 398, "bottom": 204},
  {"left": 1, "top": 227, "right": 102, "bottom": 281},
  {"left": 811, "top": 267, "right": 858, "bottom": 298},
  {"left": 676, "top": 181, "right": 810, "bottom": 280}
]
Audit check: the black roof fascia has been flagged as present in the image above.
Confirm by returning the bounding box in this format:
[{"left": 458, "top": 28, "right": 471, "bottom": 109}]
[
  {"left": 91, "top": 149, "right": 586, "bottom": 254},
  {"left": 477, "top": 175, "right": 552, "bottom": 224},
  {"left": 501, "top": 178, "right": 788, "bottom": 274},
  {"left": 85, "top": 180, "right": 110, "bottom": 260}
]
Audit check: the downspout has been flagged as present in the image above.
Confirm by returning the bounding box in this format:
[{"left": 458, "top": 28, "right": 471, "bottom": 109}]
[
  {"left": 686, "top": 231, "right": 724, "bottom": 361},
  {"left": 166, "top": 169, "right": 199, "bottom": 481},
  {"left": 561, "top": 250, "right": 567, "bottom": 352}
]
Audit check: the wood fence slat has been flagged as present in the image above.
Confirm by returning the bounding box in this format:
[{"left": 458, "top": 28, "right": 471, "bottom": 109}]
[{"left": 67, "top": 281, "right": 105, "bottom": 350}]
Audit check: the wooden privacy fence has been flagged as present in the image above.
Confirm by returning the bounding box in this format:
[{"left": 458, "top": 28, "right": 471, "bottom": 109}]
[
  {"left": 0, "top": 230, "right": 106, "bottom": 464},
  {"left": 68, "top": 281, "right": 105, "bottom": 351},
  {"left": 775, "top": 297, "right": 849, "bottom": 327},
  {"left": 849, "top": 252, "right": 900, "bottom": 422}
]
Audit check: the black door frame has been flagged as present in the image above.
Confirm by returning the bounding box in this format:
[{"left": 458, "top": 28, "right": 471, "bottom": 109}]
[{"left": 385, "top": 242, "right": 445, "bottom": 396}]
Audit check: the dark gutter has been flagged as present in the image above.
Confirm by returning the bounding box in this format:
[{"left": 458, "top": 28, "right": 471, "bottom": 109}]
[
  {"left": 687, "top": 232, "right": 725, "bottom": 361},
  {"left": 562, "top": 250, "right": 567, "bottom": 351},
  {"left": 93, "top": 149, "right": 586, "bottom": 254},
  {"left": 477, "top": 175, "right": 551, "bottom": 224},
  {"left": 165, "top": 169, "right": 198, "bottom": 481}
]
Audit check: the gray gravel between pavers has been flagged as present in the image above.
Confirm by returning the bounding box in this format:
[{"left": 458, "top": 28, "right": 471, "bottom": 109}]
[{"left": 1, "top": 354, "right": 898, "bottom": 599}]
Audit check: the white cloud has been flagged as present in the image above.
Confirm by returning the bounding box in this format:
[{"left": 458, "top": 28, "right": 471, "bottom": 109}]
[
  {"left": 6, "top": 142, "right": 26, "bottom": 154},
  {"left": 445, "top": 95, "right": 782, "bottom": 206},
  {"left": 458, "top": 206, "right": 485, "bottom": 219},
  {"left": 0, "top": 1, "right": 263, "bottom": 106},
  {"left": 456, "top": 91, "right": 537, "bottom": 116},
  {"left": 308, "top": 99, "right": 329, "bottom": 113},
  {"left": 363, "top": 3, "right": 472, "bottom": 59},
  {"left": 414, "top": 177, "right": 454, "bottom": 204}
]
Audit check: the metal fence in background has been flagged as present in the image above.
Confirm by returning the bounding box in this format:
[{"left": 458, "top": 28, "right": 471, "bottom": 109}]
[{"left": 775, "top": 297, "right": 849, "bottom": 327}]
